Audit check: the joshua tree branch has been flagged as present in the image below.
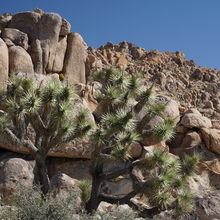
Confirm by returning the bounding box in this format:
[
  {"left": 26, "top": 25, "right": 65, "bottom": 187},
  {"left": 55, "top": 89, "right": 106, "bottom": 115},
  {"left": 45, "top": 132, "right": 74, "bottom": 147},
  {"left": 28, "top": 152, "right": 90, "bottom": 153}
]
[
  {"left": 30, "top": 112, "right": 47, "bottom": 135},
  {"left": 134, "top": 100, "right": 145, "bottom": 114},
  {"left": 99, "top": 159, "right": 146, "bottom": 181},
  {"left": 141, "top": 128, "right": 154, "bottom": 137},
  {"left": 4, "top": 127, "right": 20, "bottom": 145},
  {"left": 23, "top": 139, "right": 38, "bottom": 154},
  {"left": 98, "top": 190, "right": 138, "bottom": 205},
  {"left": 61, "top": 133, "right": 77, "bottom": 144},
  {"left": 5, "top": 128, "right": 38, "bottom": 154},
  {"left": 49, "top": 129, "right": 67, "bottom": 149},
  {"left": 137, "top": 114, "right": 152, "bottom": 132}
]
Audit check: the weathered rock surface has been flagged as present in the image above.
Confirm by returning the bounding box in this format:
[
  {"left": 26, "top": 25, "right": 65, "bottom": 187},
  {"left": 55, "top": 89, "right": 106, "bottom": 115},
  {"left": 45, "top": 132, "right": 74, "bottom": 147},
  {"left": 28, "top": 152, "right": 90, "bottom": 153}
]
[
  {"left": 16, "top": 72, "right": 60, "bottom": 85},
  {"left": 200, "top": 159, "right": 220, "bottom": 189},
  {"left": 47, "top": 158, "right": 91, "bottom": 180},
  {"left": 170, "top": 131, "right": 202, "bottom": 157},
  {"left": 0, "top": 13, "right": 12, "bottom": 30},
  {"left": 102, "top": 178, "right": 133, "bottom": 196},
  {"left": 137, "top": 95, "right": 180, "bottom": 146},
  {"left": 157, "top": 95, "right": 180, "bottom": 123},
  {"left": 192, "top": 190, "right": 220, "bottom": 219},
  {"left": 9, "top": 11, "right": 41, "bottom": 40},
  {"left": 88, "top": 42, "right": 220, "bottom": 124},
  {"left": 200, "top": 128, "right": 220, "bottom": 155},
  {"left": 0, "top": 38, "right": 8, "bottom": 90},
  {"left": 50, "top": 173, "right": 82, "bottom": 210},
  {"left": 52, "top": 36, "right": 67, "bottom": 72},
  {"left": 181, "top": 131, "right": 202, "bottom": 148},
  {"left": 0, "top": 126, "right": 94, "bottom": 159},
  {"left": 30, "top": 39, "right": 43, "bottom": 73},
  {"left": 1, "top": 28, "right": 29, "bottom": 50},
  {"left": 39, "top": 13, "right": 62, "bottom": 73},
  {"left": 63, "top": 32, "right": 87, "bottom": 84},
  {"left": 140, "top": 115, "right": 164, "bottom": 146},
  {"left": 129, "top": 142, "right": 143, "bottom": 158},
  {"left": 0, "top": 9, "right": 219, "bottom": 217},
  {"left": 180, "top": 112, "right": 212, "bottom": 128},
  {"left": 60, "top": 18, "right": 71, "bottom": 36},
  {"left": 9, "top": 45, "right": 34, "bottom": 74},
  {"left": 0, "top": 154, "right": 34, "bottom": 201},
  {"left": 50, "top": 173, "right": 81, "bottom": 196},
  {"left": 9, "top": 11, "right": 62, "bottom": 74}
]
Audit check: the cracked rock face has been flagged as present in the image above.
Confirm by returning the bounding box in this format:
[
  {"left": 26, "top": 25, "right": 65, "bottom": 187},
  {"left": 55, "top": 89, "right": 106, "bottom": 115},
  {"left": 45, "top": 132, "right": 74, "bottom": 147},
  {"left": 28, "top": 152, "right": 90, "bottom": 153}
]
[
  {"left": 0, "top": 156, "right": 34, "bottom": 201},
  {"left": 9, "top": 45, "right": 34, "bottom": 74},
  {"left": 9, "top": 11, "right": 63, "bottom": 74},
  {"left": 0, "top": 8, "right": 87, "bottom": 96},
  {"left": 200, "top": 128, "right": 220, "bottom": 155},
  {"left": 0, "top": 38, "right": 8, "bottom": 90},
  {"left": 1, "top": 28, "right": 29, "bottom": 50}
]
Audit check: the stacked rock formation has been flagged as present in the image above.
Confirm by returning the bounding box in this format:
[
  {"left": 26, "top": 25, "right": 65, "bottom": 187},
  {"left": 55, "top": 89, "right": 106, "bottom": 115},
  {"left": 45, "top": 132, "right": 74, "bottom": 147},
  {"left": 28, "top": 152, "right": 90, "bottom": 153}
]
[{"left": 0, "top": 9, "right": 87, "bottom": 87}]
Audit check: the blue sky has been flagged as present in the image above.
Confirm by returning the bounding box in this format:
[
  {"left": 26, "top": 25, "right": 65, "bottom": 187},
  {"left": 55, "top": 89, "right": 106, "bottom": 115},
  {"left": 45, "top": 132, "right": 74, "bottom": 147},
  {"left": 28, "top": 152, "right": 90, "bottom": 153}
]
[{"left": 1, "top": 0, "right": 220, "bottom": 69}]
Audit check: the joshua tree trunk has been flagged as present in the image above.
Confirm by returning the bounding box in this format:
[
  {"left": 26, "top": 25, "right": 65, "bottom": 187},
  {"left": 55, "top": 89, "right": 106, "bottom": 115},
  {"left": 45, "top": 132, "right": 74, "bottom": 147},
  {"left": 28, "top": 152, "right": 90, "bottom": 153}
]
[
  {"left": 34, "top": 152, "right": 49, "bottom": 194},
  {"left": 86, "top": 165, "right": 102, "bottom": 213},
  {"left": 86, "top": 177, "right": 101, "bottom": 212}
]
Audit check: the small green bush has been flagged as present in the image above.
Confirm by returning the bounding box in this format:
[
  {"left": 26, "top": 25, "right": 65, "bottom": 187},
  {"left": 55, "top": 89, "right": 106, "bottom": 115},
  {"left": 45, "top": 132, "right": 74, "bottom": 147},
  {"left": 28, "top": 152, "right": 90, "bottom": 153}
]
[
  {"left": 98, "top": 206, "right": 138, "bottom": 220},
  {"left": 0, "top": 187, "right": 139, "bottom": 220},
  {"left": 0, "top": 187, "right": 76, "bottom": 220},
  {"left": 71, "top": 206, "right": 139, "bottom": 220},
  {"left": 78, "top": 180, "right": 92, "bottom": 204}
]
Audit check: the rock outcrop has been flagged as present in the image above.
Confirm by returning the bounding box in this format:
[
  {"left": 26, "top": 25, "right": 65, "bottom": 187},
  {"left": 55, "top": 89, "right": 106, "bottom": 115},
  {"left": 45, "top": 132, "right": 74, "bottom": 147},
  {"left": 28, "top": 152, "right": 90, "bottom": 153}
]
[
  {"left": 0, "top": 38, "right": 8, "bottom": 90},
  {"left": 9, "top": 11, "right": 63, "bottom": 74},
  {"left": 200, "top": 128, "right": 220, "bottom": 155},
  {"left": 1, "top": 28, "right": 29, "bottom": 50},
  {"left": 9, "top": 45, "right": 34, "bottom": 74},
  {"left": 0, "top": 9, "right": 86, "bottom": 84},
  {"left": 0, "top": 152, "right": 34, "bottom": 201},
  {"left": 86, "top": 42, "right": 220, "bottom": 124},
  {"left": 63, "top": 32, "right": 87, "bottom": 85}
]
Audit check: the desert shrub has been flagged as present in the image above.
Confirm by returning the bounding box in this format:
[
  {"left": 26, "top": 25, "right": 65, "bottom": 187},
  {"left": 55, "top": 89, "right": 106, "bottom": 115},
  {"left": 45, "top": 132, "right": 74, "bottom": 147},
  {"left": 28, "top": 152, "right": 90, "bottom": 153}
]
[
  {"left": 78, "top": 180, "right": 92, "bottom": 204},
  {"left": 0, "top": 187, "right": 76, "bottom": 220},
  {"left": 71, "top": 206, "right": 139, "bottom": 220},
  {"left": 98, "top": 206, "right": 138, "bottom": 220}
]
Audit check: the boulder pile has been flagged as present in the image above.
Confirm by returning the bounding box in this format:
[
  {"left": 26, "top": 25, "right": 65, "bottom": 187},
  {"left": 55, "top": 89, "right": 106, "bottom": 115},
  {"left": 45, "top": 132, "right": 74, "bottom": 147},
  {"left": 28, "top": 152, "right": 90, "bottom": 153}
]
[
  {"left": 86, "top": 42, "right": 220, "bottom": 123},
  {"left": 0, "top": 9, "right": 87, "bottom": 87}
]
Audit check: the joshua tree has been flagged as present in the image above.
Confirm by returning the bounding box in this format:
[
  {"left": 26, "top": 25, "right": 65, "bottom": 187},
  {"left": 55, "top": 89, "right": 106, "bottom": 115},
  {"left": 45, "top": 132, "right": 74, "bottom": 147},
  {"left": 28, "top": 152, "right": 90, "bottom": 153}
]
[
  {"left": 85, "top": 68, "right": 198, "bottom": 217},
  {"left": 0, "top": 77, "right": 92, "bottom": 194}
]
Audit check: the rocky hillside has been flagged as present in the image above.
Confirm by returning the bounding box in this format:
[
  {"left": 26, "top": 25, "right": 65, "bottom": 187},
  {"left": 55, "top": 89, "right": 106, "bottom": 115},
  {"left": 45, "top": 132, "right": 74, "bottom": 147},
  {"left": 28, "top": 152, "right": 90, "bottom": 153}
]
[
  {"left": 0, "top": 9, "right": 220, "bottom": 219},
  {"left": 86, "top": 42, "right": 220, "bottom": 124}
]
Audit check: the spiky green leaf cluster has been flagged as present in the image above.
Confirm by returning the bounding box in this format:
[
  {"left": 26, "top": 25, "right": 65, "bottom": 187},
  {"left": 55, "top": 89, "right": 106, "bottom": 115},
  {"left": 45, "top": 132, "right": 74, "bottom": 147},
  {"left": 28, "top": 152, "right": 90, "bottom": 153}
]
[
  {"left": 116, "top": 132, "right": 140, "bottom": 146},
  {"left": 78, "top": 180, "right": 92, "bottom": 204},
  {"left": 0, "top": 116, "right": 9, "bottom": 134},
  {"left": 181, "top": 153, "right": 200, "bottom": 177},
  {"left": 7, "top": 77, "right": 34, "bottom": 98},
  {"left": 153, "top": 117, "right": 175, "bottom": 141},
  {"left": 93, "top": 67, "right": 144, "bottom": 111},
  {"left": 142, "top": 149, "right": 199, "bottom": 215},
  {"left": 0, "top": 77, "right": 92, "bottom": 152},
  {"left": 21, "top": 92, "right": 41, "bottom": 113},
  {"left": 92, "top": 68, "right": 178, "bottom": 162},
  {"left": 102, "top": 109, "right": 135, "bottom": 132},
  {"left": 111, "top": 144, "right": 130, "bottom": 161}
]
